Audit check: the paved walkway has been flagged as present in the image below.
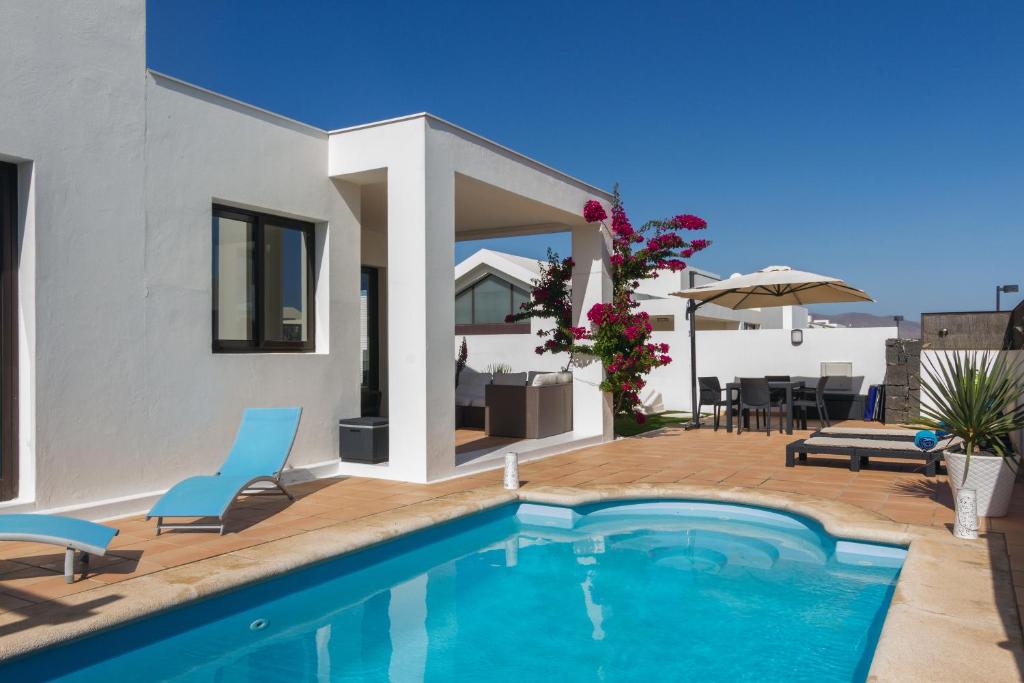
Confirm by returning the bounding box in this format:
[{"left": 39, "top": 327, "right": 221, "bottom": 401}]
[{"left": 2, "top": 420, "right": 1021, "bottom": 635}]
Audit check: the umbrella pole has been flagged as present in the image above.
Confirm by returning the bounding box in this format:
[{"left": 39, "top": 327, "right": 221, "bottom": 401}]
[{"left": 685, "top": 299, "right": 701, "bottom": 430}]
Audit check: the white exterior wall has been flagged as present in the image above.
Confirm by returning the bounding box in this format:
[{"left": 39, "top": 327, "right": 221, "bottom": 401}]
[
  {"left": 0, "top": 1, "right": 149, "bottom": 512},
  {"left": 0, "top": 4, "right": 363, "bottom": 516},
  {"left": 679, "top": 327, "right": 897, "bottom": 411},
  {"left": 456, "top": 321, "right": 570, "bottom": 376},
  {"left": 0, "top": 2, "right": 614, "bottom": 513},
  {"left": 139, "top": 74, "right": 359, "bottom": 497},
  {"left": 463, "top": 317, "right": 896, "bottom": 414},
  {"left": 331, "top": 118, "right": 614, "bottom": 482}
]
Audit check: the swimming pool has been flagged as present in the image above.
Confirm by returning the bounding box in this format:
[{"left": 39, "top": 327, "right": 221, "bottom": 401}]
[{"left": 1, "top": 500, "right": 905, "bottom": 682}]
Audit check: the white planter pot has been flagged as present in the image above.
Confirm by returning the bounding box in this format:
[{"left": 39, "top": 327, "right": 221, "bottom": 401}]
[{"left": 944, "top": 450, "right": 1016, "bottom": 518}]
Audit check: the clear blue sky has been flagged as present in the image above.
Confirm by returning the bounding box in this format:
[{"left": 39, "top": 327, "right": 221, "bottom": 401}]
[{"left": 148, "top": 0, "right": 1024, "bottom": 319}]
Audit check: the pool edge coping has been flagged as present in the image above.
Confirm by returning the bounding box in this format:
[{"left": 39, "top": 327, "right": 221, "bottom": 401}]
[{"left": 0, "top": 482, "right": 1020, "bottom": 682}]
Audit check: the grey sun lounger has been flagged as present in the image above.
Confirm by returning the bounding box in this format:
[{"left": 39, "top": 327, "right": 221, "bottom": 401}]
[
  {"left": 0, "top": 514, "right": 118, "bottom": 583},
  {"left": 147, "top": 407, "right": 302, "bottom": 535},
  {"left": 786, "top": 436, "right": 953, "bottom": 477}
]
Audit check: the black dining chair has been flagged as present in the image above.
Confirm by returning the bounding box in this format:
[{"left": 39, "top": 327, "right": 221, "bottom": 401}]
[
  {"left": 764, "top": 375, "right": 791, "bottom": 405},
  {"left": 738, "top": 378, "right": 782, "bottom": 435},
  {"left": 793, "top": 376, "right": 832, "bottom": 429},
  {"left": 697, "top": 377, "right": 732, "bottom": 431}
]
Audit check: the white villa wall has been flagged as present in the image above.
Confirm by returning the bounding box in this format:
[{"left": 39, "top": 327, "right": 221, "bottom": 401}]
[
  {"left": 139, "top": 74, "right": 360, "bottom": 497},
  {"left": 0, "top": 2, "right": 363, "bottom": 516},
  {"left": 456, "top": 321, "right": 570, "bottom": 377},
  {"left": 0, "top": 1, "right": 148, "bottom": 511},
  {"left": 678, "top": 327, "right": 897, "bottom": 411}
]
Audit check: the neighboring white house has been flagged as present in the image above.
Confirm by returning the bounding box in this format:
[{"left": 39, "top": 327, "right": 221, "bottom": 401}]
[
  {"left": 455, "top": 249, "right": 895, "bottom": 413},
  {"left": 0, "top": 2, "right": 615, "bottom": 518}
]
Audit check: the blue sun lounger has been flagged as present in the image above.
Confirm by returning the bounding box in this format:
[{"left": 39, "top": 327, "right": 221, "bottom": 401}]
[
  {"left": 147, "top": 407, "right": 302, "bottom": 535},
  {"left": 0, "top": 514, "right": 119, "bottom": 583}
]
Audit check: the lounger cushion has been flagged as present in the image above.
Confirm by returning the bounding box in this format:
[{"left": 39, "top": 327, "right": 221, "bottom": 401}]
[
  {"left": 819, "top": 427, "right": 919, "bottom": 438},
  {"left": 148, "top": 475, "right": 264, "bottom": 519},
  {"left": 800, "top": 436, "right": 954, "bottom": 453},
  {"left": 0, "top": 514, "right": 117, "bottom": 556}
]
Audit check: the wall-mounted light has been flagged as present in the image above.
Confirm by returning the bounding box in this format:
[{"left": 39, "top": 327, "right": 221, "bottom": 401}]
[{"left": 791, "top": 329, "right": 803, "bottom": 345}]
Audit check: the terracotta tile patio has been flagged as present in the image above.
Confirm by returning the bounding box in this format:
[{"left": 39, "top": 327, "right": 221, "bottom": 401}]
[{"left": 2, "top": 420, "right": 1022, "bottom": 641}]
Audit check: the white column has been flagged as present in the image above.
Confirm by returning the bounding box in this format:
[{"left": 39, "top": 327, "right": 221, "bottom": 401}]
[
  {"left": 571, "top": 225, "right": 614, "bottom": 440},
  {"left": 385, "top": 152, "right": 455, "bottom": 482},
  {"left": 780, "top": 305, "right": 795, "bottom": 329}
]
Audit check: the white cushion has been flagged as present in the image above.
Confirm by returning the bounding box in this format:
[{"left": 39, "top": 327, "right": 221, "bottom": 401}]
[{"left": 531, "top": 372, "right": 573, "bottom": 386}]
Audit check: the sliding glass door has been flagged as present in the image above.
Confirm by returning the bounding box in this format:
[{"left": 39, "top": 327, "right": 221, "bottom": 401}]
[
  {"left": 0, "top": 163, "right": 17, "bottom": 501},
  {"left": 360, "top": 266, "right": 381, "bottom": 416}
]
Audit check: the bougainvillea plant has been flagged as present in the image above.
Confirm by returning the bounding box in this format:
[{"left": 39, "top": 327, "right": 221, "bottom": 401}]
[
  {"left": 508, "top": 187, "right": 710, "bottom": 422},
  {"left": 505, "top": 249, "right": 584, "bottom": 371}
]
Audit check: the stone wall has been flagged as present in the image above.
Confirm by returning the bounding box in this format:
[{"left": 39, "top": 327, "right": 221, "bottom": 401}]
[{"left": 883, "top": 338, "right": 921, "bottom": 424}]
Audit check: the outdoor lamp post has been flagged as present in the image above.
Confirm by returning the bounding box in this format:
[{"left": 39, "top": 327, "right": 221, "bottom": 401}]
[
  {"left": 996, "top": 284, "right": 1019, "bottom": 311},
  {"left": 893, "top": 315, "right": 903, "bottom": 338}
]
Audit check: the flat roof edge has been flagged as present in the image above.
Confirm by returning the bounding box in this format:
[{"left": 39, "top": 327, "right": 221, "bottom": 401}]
[
  {"left": 147, "top": 70, "right": 328, "bottom": 136},
  {"left": 147, "top": 71, "right": 611, "bottom": 199},
  {"left": 330, "top": 113, "right": 613, "bottom": 200}
]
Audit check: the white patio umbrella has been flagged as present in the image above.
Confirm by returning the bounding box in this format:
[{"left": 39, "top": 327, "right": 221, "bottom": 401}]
[{"left": 671, "top": 265, "right": 874, "bottom": 428}]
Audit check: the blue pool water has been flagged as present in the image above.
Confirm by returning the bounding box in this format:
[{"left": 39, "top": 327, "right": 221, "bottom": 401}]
[{"left": 1, "top": 501, "right": 904, "bottom": 682}]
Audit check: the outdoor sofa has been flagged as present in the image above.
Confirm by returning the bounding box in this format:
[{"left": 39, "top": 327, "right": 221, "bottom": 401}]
[{"left": 484, "top": 372, "right": 573, "bottom": 439}]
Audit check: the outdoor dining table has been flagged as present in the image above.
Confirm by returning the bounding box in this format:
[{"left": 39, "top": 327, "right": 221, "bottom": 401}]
[{"left": 724, "top": 380, "right": 805, "bottom": 435}]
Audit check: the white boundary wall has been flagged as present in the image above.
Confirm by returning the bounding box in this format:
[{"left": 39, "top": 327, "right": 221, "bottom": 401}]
[{"left": 461, "top": 323, "right": 896, "bottom": 413}]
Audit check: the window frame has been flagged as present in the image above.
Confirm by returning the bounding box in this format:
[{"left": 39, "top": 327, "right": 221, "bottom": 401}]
[
  {"left": 454, "top": 274, "right": 531, "bottom": 335},
  {"left": 212, "top": 204, "right": 316, "bottom": 353},
  {"left": 0, "top": 162, "right": 18, "bottom": 501}
]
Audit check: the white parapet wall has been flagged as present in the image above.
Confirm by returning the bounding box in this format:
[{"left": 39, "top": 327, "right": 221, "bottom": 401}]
[
  {"left": 460, "top": 324, "right": 897, "bottom": 414},
  {"left": 683, "top": 326, "right": 897, "bottom": 410}
]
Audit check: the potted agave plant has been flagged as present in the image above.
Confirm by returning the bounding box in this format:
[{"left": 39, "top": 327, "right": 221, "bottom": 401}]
[{"left": 917, "top": 351, "right": 1024, "bottom": 517}]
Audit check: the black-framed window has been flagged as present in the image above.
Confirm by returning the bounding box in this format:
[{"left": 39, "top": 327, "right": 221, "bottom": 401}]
[
  {"left": 0, "top": 162, "right": 18, "bottom": 501},
  {"left": 212, "top": 205, "right": 315, "bottom": 352},
  {"left": 455, "top": 275, "right": 530, "bottom": 325}
]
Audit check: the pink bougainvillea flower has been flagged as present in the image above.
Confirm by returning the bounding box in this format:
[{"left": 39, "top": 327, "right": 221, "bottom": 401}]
[
  {"left": 609, "top": 253, "right": 624, "bottom": 267},
  {"left": 674, "top": 214, "right": 708, "bottom": 230},
  {"left": 634, "top": 412, "right": 647, "bottom": 424},
  {"left": 690, "top": 239, "right": 710, "bottom": 251},
  {"left": 611, "top": 205, "right": 634, "bottom": 238},
  {"left": 582, "top": 200, "right": 607, "bottom": 223}
]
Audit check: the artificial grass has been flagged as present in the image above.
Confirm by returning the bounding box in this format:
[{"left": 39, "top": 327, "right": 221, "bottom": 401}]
[{"left": 614, "top": 411, "right": 691, "bottom": 437}]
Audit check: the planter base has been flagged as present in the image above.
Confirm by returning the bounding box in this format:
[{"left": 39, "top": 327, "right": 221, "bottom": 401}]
[{"left": 944, "top": 450, "right": 1016, "bottom": 518}]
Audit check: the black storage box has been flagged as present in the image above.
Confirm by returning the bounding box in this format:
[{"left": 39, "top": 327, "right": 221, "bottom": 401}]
[{"left": 339, "top": 417, "right": 389, "bottom": 464}]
